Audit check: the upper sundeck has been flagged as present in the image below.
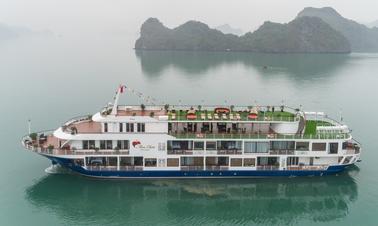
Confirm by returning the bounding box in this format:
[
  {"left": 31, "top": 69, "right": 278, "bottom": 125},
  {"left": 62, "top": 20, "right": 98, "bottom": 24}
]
[{"left": 98, "top": 104, "right": 301, "bottom": 123}]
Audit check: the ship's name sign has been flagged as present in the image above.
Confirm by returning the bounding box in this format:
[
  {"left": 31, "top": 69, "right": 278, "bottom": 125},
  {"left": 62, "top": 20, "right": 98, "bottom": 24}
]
[{"left": 132, "top": 140, "right": 155, "bottom": 150}]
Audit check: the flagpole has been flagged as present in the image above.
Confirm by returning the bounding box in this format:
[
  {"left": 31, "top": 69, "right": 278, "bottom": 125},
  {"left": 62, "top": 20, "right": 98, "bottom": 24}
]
[
  {"left": 28, "top": 119, "right": 31, "bottom": 134},
  {"left": 111, "top": 85, "right": 124, "bottom": 115}
]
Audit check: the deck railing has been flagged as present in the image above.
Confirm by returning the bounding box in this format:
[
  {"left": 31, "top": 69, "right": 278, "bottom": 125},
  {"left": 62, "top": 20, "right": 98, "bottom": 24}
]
[
  {"left": 169, "top": 132, "right": 351, "bottom": 140},
  {"left": 286, "top": 165, "right": 328, "bottom": 171},
  {"left": 205, "top": 166, "right": 229, "bottom": 171},
  {"left": 180, "top": 166, "right": 204, "bottom": 171},
  {"left": 269, "top": 150, "right": 295, "bottom": 155}
]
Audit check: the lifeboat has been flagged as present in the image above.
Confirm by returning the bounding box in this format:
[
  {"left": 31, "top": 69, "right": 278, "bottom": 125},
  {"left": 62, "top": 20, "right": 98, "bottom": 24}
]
[
  {"left": 214, "top": 107, "right": 230, "bottom": 114},
  {"left": 248, "top": 108, "right": 259, "bottom": 119}
]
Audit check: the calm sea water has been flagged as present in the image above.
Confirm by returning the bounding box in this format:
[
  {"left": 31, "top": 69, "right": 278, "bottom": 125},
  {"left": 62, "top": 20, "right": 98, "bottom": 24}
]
[{"left": 0, "top": 35, "right": 377, "bottom": 226}]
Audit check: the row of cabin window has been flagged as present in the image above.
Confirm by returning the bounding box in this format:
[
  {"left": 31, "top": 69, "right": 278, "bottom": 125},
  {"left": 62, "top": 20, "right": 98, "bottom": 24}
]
[
  {"left": 85, "top": 157, "right": 258, "bottom": 167},
  {"left": 82, "top": 140, "right": 129, "bottom": 150},
  {"left": 103, "top": 123, "right": 145, "bottom": 133},
  {"left": 167, "top": 140, "right": 340, "bottom": 153}
]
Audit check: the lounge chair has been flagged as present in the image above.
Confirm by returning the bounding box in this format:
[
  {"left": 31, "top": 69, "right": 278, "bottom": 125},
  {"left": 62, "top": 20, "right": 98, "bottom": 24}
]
[
  {"left": 229, "top": 113, "right": 234, "bottom": 120},
  {"left": 171, "top": 113, "right": 176, "bottom": 120},
  {"left": 236, "top": 113, "right": 241, "bottom": 120},
  {"left": 222, "top": 114, "right": 227, "bottom": 120},
  {"left": 214, "top": 114, "right": 219, "bottom": 120},
  {"left": 207, "top": 114, "right": 213, "bottom": 120},
  {"left": 201, "top": 113, "right": 206, "bottom": 120}
]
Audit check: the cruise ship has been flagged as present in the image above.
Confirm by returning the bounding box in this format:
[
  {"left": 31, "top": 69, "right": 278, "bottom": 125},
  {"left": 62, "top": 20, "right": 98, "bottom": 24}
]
[{"left": 21, "top": 85, "right": 361, "bottom": 178}]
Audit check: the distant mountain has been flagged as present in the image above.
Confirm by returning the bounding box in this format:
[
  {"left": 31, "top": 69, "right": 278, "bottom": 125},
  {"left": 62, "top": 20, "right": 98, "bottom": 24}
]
[
  {"left": 366, "top": 20, "right": 378, "bottom": 28},
  {"left": 135, "top": 17, "right": 350, "bottom": 53},
  {"left": 0, "top": 23, "right": 19, "bottom": 40},
  {"left": 214, "top": 24, "right": 244, "bottom": 36},
  {"left": 0, "top": 22, "right": 52, "bottom": 40},
  {"left": 297, "top": 7, "right": 378, "bottom": 52},
  {"left": 240, "top": 16, "right": 350, "bottom": 53}
]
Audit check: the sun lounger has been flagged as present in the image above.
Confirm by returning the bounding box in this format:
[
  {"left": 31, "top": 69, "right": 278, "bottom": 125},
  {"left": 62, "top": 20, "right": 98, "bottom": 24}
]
[
  {"left": 207, "top": 114, "right": 213, "bottom": 120},
  {"left": 229, "top": 113, "right": 234, "bottom": 120},
  {"left": 171, "top": 113, "right": 176, "bottom": 120},
  {"left": 201, "top": 113, "right": 206, "bottom": 120},
  {"left": 222, "top": 114, "right": 227, "bottom": 120},
  {"left": 236, "top": 113, "right": 241, "bottom": 120}
]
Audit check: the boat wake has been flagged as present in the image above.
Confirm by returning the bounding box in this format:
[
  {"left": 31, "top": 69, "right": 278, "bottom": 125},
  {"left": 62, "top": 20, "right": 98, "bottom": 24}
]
[{"left": 45, "top": 164, "right": 71, "bottom": 174}]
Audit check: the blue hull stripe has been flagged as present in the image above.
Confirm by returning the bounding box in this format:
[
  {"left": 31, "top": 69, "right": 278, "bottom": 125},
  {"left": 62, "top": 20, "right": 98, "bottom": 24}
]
[{"left": 45, "top": 155, "right": 349, "bottom": 178}]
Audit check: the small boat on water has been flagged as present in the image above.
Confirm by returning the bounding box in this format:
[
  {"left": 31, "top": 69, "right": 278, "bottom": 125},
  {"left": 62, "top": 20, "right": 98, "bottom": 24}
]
[{"left": 21, "top": 85, "right": 361, "bottom": 178}]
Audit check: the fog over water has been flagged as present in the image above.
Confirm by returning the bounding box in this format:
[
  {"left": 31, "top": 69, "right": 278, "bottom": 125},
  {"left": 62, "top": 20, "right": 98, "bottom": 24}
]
[{"left": 1, "top": 0, "right": 378, "bottom": 42}]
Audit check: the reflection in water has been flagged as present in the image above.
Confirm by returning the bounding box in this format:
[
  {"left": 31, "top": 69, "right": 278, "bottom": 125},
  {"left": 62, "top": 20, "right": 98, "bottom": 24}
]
[
  {"left": 135, "top": 50, "right": 350, "bottom": 78},
  {"left": 25, "top": 168, "right": 359, "bottom": 225}
]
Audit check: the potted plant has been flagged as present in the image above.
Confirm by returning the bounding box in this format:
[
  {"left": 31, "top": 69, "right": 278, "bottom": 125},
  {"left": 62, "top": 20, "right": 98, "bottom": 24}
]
[
  {"left": 72, "top": 147, "right": 77, "bottom": 153},
  {"left": 197, "top": 105, "right": 202, "bottom": 112},
  {"left": 280, "top": 105, "right": 284, "bottom": 112},
  {"left": 150, "top": 111, "right": 155, "bottom": 118},
  {"left": 114, "top": 146, "right": 120, "bottom": 154},
  {"left": 29, "top": 133, "right": 38, "bottom": 141},
  {"left": 230, "top": 105, "right": 235, "bottom": 112},
  {"left": 94, "top": 147, "right": 100, "bottom": 153}
]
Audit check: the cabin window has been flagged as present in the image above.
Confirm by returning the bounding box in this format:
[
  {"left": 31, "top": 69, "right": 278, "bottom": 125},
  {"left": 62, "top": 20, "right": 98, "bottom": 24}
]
[
  {"left": 206, "top": 157, "right": 229, "bottom": 166},
  {"left": 137, "top": 123, "right": 145, "bottom": 132},
  {"left": 206, "top": 141, "right": 217, "bottom": 150},
  {"left": 106, "top": 140, "right": 113, "bottom": 149},
  {"left": 167, "top": 158, "right": 179, "bottom": 167},
  {"left": 145, "top": 158, "right": 157, "bottom": 167},
  {"left": 119, "top": 157, "right": 143, "bottom": 168},
  {"left": 167, "top": 140, "right": 193, "bottom": 150},
  {"left": 104, "top": 123, "right": 108, "bottom": 132},
  {"left": 100, "top": 140, "right": 106, "bottom": 149},
  {"left": 287, "top": 157, "right": 299, "bottom": 166},
  {"left": 107, "top": 157, "right": 118, "bottom": 166},
  {"left": 88, "top": 140, "right": 95, "bottom": 149},
  {"left": 117, "top": 140, "right": 129, "bottom": 150},
  {"left": 230, "top": 158, "right": 242, "bottom": 167},
  {"left": 244, "top": 142, "right": 269, "bottom": 153},
  {"left": 243, "top": 158, "right": 256, "bottom": 167},
  {"left": 312, "top": 143, "right": 326, "bottom": 151},
  {"left": 180, "top": 157, "right": 204, "bottom": 166},
  {"left": 119, "top": 123, "right": 123, "bottom": 132},
  {"left": 82, "top": 140, "right": 89, "bottom": 149},
  {"left": 126, "top": 123, "right": 134, "bottom": 132},
  {"left": 270, "top": 141, "right": 295, "bottom": 150},
  {"left": 217, "top": 141, "right": 242, "bottom": 150},
  {"left": 257, "top": 157, "right": 279, "bottom": 166},
  {"left": 296, "top": 142, "right": 309, "bottom": 151},
  {"left": 193, "top": 141, "right": 205, "bottom": 150},
  {"left": 329, "top": 143, "right": 339, "bottom": 154}
]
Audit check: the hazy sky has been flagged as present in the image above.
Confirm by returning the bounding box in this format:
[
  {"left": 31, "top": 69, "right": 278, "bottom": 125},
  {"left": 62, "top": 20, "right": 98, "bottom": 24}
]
[{"left": 1, "top": 0, "right": 377, "bottom": 36}]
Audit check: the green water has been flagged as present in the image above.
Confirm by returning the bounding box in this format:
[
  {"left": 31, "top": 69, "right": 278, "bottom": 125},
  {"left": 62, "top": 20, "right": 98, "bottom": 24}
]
[{"left": 0, "top": 36, "right": 377, "bottom": 225}]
